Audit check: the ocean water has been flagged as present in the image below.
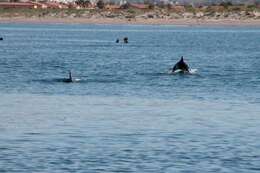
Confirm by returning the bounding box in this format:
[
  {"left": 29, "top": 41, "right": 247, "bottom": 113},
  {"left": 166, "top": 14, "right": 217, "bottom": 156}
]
[{"left": 0, "top": 24, "right": 260, "bottom": 172}]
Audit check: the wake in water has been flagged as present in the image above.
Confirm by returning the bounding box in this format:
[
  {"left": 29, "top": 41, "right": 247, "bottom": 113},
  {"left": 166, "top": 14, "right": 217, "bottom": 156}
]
[
  {"left": 56, "top": 71, "right": 84, "bottom": 83},
  {"left": 31, "top": 76, "right": 124, "bottom": 84},
  {"left": 136, "top": 68, "right": 198, "bottom": 78},
  {"left": 31, "top": 78, "right": 82, "bottom": 84},
  {"left": 168, "top": 68, "right": 198, "bottom": 75}
]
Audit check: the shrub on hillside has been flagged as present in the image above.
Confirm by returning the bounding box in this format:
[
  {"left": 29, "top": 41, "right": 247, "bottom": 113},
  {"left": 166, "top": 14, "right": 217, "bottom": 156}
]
[{"left": 97, "top": 0, "right": 105, "bottom": 9}]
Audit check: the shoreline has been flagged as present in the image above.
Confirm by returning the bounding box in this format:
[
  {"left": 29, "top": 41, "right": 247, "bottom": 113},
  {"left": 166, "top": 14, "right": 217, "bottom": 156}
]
[{"left": 1, "top": 17, "right": 260, "bottom": 26}]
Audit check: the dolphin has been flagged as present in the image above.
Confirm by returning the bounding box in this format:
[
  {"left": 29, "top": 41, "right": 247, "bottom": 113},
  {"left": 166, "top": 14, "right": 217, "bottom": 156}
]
[
  {"left": 123, "top": 37, "right": 128, "bottom": 43},
  {"left": 172, "top": 56, "right": 190, "bottom": 73},
  {"left": 63, "top": 70, "right": 73, "bottom": 83}
]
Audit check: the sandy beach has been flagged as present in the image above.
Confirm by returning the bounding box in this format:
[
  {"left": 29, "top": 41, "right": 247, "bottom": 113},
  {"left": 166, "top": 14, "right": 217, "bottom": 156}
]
[{"left": 1, "top": 17, "right": 260, "bottom": 26}]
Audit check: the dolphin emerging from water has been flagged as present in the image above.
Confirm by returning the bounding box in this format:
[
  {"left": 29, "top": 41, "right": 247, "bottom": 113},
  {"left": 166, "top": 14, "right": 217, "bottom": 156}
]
[
  {"left": 172, "top": 56, "right": 190, "bottom": 73},
  {"left": 123, "top": 37, "right": 128, "bottom": 43},
  {"left": 63, "top": 70, "right": 73, "bottom": 83}
]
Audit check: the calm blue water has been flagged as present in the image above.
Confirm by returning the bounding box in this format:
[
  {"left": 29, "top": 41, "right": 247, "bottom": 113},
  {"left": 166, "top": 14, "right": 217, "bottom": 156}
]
[{"left": 0, "top": 24, "right": 260, "bottom": 172}]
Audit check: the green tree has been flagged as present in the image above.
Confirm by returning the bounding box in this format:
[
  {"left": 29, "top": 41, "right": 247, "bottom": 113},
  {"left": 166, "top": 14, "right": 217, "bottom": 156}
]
[
  {"left": 144, "top": 0, "right": 154, "bottom": 9},
  {"left": 120, "top": 2, "right": 130, "bottom": 10},
  {"left": 220, "top": 1, "right": 233, "bottom": 9},
  {"left": 96, "top": 0, "right": 105, "bottom": 9},
  {"left": 75, "top": 0, "right": 91, "bottom": 8}
]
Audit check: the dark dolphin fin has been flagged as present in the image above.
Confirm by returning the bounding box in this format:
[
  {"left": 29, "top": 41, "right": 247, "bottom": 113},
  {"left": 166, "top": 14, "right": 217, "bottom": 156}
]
[{"left": 172, "top": 57, "right": 190, "bottom": 72}]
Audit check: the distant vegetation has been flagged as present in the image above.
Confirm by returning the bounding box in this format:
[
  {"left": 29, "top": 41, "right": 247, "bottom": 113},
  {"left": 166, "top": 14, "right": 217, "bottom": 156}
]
[{"left": 0, "top": 0, "right": 259, "bottom": 20}]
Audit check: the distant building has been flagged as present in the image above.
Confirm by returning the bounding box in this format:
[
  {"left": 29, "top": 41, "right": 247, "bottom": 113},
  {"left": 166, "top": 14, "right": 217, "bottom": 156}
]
[
  {"left": 0, "top": 1, "right": 70, "bottom": 9},
  {"left": 0, "top": 2, "right": 39, "bottom": 8},
  {"left": 170, "top": 4, "right": 185, "bottom": 12},
  {"left": 45, "top": 1, "right": 68, "bottom": 8},
  {"left": 129, "top": 3, "right": 149, "bottom": 9},
  {"left": 105, "top": 4, "right": 120, "bottom": 10},
  {"left": 119, "top": 0, "right": 127, "bottom": 6},
  {"left": 29, "top": 1, "right": 48, "bottom": 8},
  {"left": 0, "top": 2, "right": 41, "bottom": 9},
  {"left": 90, "top": 0, "right": 97, "bottom": 6}
]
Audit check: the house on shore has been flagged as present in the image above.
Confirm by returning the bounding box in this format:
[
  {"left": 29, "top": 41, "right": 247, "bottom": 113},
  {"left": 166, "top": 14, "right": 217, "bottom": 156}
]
[
  {"left": 129, "top": 3, "right": 149, "bottom": 10},
  {"left": 0, "top": 2, "right": 40, "bottom": 9},
  {"left": 170, "top": 5, "right": 185, "bottom": 12},
  {"left": 43, "top": 1, "right": 68, "bottom": 9},
  {"left": 0, "top": 1, "right": 69, "bottom": 9},
  {"left": 105, "top": 4, "right": 120, "bottom": 11}
]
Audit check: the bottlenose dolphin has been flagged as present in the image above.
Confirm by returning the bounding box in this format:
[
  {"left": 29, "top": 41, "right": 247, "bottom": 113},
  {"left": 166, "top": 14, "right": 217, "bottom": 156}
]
[
  {"left": 172, "top": 56, "right": 190, "bottom": 73},
  {"left": 63, "top": 71, "right": 73, "bottom": 83},
  {"left": 123, "top": 37, "right": 128, "bottom": 43}
]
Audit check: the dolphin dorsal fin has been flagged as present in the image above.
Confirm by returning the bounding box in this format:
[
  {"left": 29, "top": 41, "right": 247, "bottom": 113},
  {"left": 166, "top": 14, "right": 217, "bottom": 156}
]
[{"left": 69, "top": 71, "right": 72, "bottom": 80}]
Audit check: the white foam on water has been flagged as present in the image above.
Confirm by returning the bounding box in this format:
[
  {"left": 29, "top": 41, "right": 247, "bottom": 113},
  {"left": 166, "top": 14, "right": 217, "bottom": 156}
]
[
  {"left": 168, "top": 68, "right": 198, "bottom": 75},
  {"left": 189, "top": 68, "right": 198, "bottom": 74},
  {"left": 74, "top": 78, "right": 81, "bottom": 82}
]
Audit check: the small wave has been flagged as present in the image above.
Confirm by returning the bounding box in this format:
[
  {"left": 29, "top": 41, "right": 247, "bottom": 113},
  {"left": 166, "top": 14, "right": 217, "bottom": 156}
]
[
  {"left": 31, "top": 77, "right": 122, "bottom": 84},
  {"left": 136, "top": 72, "right": 169, "bottom": 76},
  {"left": 31, "top": 78, "right": 83, "bottom": 84},
  {"left": 86, "top": 78, "right": 124, "bottom": 84},
  {"left": 189, "top": 69, "right": 198, "bottom": 74},
  {"left": 31, "top": 79, "right": 57, "bottom": 83}
]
